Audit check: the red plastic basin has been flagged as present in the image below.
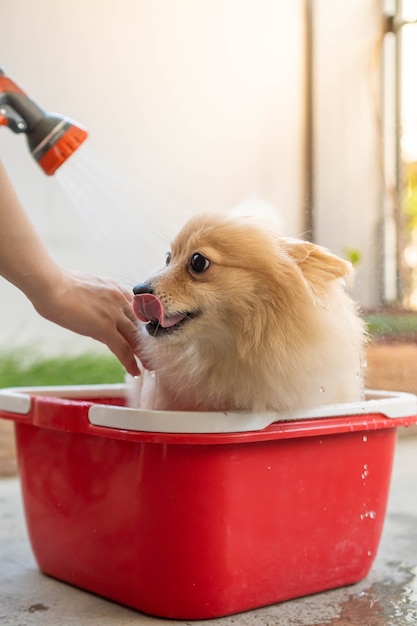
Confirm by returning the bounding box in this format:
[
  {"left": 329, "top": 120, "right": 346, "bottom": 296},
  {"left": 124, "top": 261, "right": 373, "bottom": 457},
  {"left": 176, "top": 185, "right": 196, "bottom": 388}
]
[{"left": 0, "top": 385, "right": 416, "bottom": 619}]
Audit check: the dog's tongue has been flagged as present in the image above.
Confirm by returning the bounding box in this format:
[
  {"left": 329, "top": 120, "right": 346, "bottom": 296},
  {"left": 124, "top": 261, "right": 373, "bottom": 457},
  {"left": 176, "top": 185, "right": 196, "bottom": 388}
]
[{"left": 133, "top": 294, "right": 187, "bottom": 328}]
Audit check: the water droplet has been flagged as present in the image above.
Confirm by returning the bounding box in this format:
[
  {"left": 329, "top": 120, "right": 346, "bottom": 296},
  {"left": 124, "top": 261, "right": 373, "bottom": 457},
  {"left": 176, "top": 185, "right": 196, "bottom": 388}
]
[{"left": 363, "top": 435, "right": 368, "bottom": 442}]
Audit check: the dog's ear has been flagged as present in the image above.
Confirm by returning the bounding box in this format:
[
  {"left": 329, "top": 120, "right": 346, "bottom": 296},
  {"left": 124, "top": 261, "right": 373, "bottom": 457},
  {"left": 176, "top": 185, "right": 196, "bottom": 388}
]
[{"left": 284, "top": 239, "right": 351, "bottom": 281}]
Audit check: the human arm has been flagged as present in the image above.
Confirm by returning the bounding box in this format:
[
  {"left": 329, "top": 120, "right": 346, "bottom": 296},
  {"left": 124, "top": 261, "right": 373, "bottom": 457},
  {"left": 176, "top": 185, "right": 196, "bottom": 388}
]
[{"left": 0, "top": 160, "right": 140, "bottom": 376}]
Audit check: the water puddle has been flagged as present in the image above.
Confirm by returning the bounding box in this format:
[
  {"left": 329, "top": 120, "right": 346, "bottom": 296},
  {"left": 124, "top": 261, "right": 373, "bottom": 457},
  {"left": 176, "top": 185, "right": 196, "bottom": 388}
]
[{"left": 330, "top": 563, "right": 417, "bottom": 625}]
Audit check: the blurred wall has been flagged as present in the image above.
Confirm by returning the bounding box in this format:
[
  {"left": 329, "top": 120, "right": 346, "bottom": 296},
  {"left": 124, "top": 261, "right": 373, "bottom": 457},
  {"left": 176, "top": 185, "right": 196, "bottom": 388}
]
[
  {"left": 313, "top": 0, "right": 383, "bottom": 309},
  {"left": 0, "top": 0, "right": 381, "bottom": 356}
]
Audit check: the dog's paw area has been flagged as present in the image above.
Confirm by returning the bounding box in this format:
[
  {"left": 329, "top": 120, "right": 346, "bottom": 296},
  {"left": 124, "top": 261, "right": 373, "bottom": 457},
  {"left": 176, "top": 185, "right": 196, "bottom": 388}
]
[
  {"left": 125, "top": 370, "right": 159, "bottom": 410},
  {"left": 125, "top": 373, "right": 143, "bottom": 408}
]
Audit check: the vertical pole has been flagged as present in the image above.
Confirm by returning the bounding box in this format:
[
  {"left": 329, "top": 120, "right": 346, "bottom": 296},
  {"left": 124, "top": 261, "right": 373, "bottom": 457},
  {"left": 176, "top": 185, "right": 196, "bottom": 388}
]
[
  {"left": 303, "top": 0, "right": 314, "bottom": 241},
  {"left": 394, "top": 0, "right": 404, "bottom": 301}
]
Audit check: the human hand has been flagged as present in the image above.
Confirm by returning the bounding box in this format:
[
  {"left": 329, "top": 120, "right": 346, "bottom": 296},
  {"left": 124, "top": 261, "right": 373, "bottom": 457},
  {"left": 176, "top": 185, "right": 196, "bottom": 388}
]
[{"left": 29, "top": 269, "right": 141, "bottom": 376}]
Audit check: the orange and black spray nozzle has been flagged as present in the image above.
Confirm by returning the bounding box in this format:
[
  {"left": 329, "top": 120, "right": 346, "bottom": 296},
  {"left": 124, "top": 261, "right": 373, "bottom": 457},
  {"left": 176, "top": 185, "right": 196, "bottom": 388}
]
[{"left": 0, "top": 68, "right": 88, "bottom": 175}]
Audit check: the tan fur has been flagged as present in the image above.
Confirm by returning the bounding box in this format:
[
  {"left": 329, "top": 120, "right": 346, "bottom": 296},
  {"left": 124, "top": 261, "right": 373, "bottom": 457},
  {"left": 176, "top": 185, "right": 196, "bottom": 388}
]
[{"left": 134, "top": 212, "right": 366, "bottom": 413}]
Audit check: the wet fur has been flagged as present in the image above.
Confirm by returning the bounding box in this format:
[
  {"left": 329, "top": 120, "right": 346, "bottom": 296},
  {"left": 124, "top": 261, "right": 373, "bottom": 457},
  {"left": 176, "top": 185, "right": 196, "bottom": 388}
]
[{"left": 134, "top": 212, "right": 365, "bottom": 413}]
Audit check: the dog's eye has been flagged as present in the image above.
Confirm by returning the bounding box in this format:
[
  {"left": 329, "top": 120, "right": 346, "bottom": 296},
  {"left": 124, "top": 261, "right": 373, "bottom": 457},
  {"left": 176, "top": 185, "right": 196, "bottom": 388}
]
[
  {"left": 190, "top": 252, "right": 210, "bottom": 273},
  {"left": 165, "top": 252, "right": 172, "bottom": 266}
]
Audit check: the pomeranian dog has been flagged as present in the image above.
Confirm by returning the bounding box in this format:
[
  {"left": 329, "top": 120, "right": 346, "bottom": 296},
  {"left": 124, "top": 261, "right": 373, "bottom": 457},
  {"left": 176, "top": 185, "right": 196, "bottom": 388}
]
[{"left": 132, "top": 212, "right": 365, "bottom": 413}]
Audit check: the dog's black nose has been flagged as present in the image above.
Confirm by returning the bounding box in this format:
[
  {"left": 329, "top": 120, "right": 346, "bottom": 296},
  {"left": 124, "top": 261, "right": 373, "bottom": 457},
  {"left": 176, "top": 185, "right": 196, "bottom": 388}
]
[{"left": 133, "top": 282, "right": 153, "bottom": 295}]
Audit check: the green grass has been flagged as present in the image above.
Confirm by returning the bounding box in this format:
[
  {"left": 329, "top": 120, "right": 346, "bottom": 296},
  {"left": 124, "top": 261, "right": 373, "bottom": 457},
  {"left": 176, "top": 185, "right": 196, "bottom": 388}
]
[
  {"left": 0, "top": 351, "right": 125, "bottom": 389},
  {"left": 363, "top": 312, "right": 417, "bottom": 338}
]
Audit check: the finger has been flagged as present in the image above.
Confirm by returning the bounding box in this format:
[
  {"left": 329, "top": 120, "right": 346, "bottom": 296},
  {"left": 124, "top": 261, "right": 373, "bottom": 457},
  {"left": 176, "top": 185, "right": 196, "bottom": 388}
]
[
  {"left": 109, "top": 339, "right": 141, "bottom": 377},
  {"left": 115, "top": 316, "right": 142, "bottom": 376},
  {"left": 117, "top": 311, "right": 139, "bottom": 345}
]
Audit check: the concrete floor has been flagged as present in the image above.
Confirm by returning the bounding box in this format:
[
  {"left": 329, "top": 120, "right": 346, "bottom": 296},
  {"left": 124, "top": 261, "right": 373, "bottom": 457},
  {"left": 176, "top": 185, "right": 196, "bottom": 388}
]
[{"left": 1, "top": 437, "right": 417, "bottom": 626}]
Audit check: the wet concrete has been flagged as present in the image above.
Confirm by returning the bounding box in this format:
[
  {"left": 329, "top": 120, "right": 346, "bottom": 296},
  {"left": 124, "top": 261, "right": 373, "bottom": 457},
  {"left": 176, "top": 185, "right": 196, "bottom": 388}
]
[{"left": 1, "top": 437, "right": 416, "bottom": 626}]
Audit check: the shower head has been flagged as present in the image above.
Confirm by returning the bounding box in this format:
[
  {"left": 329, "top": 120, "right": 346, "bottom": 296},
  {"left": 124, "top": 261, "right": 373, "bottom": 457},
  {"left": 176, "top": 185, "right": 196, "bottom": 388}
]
[{"left": 0, "top": 68, "right": 88, "bottom": 175}]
